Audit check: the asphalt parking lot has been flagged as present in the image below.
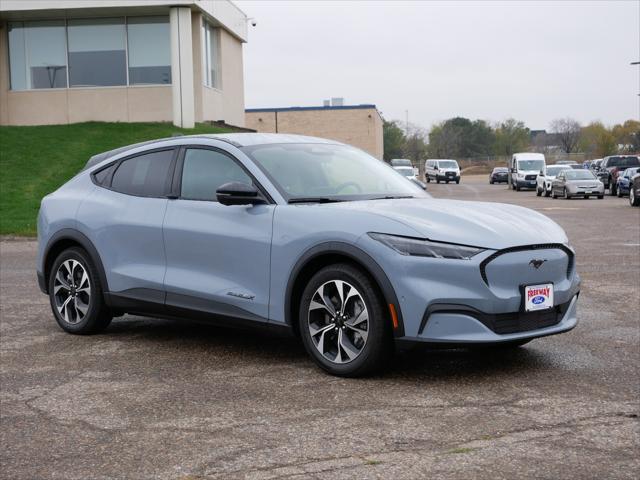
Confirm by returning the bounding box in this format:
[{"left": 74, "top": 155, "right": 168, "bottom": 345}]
[{"left": 1, "top": 174, "right": 638, "bottom": 479}]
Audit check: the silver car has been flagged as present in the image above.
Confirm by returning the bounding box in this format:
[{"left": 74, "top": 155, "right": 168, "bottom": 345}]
[{"left": 551, "top": 169, "right": 604, "bottom": 199}]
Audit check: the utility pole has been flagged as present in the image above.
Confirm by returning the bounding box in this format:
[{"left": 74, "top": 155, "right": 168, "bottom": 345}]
[
  {"left": 405, "top": 110, "right": 409, "bottom": 135},
  {"left": 632, "top": 61, "right": 639, "bottom": 96}
]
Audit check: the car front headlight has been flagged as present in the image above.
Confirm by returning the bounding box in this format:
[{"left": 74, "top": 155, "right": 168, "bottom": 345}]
[
  {"left": 369, "top": 233, "right": 485, "bottom": 259},
  {"left": 517, "top": 173, "right": 525, "bottom": 178}
]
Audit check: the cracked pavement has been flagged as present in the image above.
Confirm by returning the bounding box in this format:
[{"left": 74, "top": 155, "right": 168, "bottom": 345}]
[{"left": 1, "top": 175, "right": 639, "bottom": 479}]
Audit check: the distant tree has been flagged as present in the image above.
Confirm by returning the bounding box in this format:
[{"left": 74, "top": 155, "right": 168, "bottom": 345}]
[
  {"left": 550, "top": 117, "right": 582, "bottom": 153},
  {"left": 579, "top": 122, "right": 617, "bottom": 158},
  {"left": 402, "top": 123, "right": 428, "bottom": 162},
  {"left": 383, "top": 120, "right": 406, "bottom": 161},
  {"left": 611, "top": 119, "right": 640, "bottom": 153},
  {"left": 428, "top": 117, "right": 494, "bottom": 158},
  {"left": 494, "top": 118, "right": 530, "bottom": 156}
]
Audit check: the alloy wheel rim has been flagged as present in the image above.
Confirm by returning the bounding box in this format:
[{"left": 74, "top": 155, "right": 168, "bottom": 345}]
[
  {"left": 307, "top": 280, "right": 369, "bottom": 364},
  {"left": 53, "top": 259, "right": 91, "bottom": 324}
]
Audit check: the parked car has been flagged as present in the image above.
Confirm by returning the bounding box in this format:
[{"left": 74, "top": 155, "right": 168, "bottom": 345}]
[
  {"left": 536, "top": 164, "right": 572, "bottom": 197},
  {"left": 36, "top": 133, "right": 580, "bottom": 376},
  {"left": 425, "top": 159, "right": 461, "bottom": 184},
  {"left": 391, "top": 158, "right": 418, "bottom": 176},
  {"left": 393, "top": 166, "right": 416, "bottom": 181},
  {"left": 568, "top": 163, "right": 583, "bottom": 169},
  {"left": 630, "top": 171, "right": 640, "bottom": 207},
  {"left": 551, "top": 169, "right": 604, "bottom": 199},
  {"left": 508, "top": 152, "right": 546, "bottom": 191},
  {"left": 597, "top": 155, "right": 640, "bottom": 196},
  {"left": 489, "top": 167, "right": 509, "bottom": 184},
  {"left": 615, "top": 167, "right": 640, "bottom": 197},
  {"left": 590, "top": 159, "right": 603, "bottom": 173}
]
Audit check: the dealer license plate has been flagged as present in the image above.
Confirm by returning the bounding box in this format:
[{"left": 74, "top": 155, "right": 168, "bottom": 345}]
[{"left": 524, "top": 283, "right": 554, "bottom": 312}]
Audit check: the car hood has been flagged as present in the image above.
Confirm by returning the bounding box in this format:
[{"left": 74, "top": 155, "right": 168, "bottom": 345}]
[
  {"left": 567, "top": 179, "right": 601, "bottom": 186},
  {"left": 517, "top": 170, "right": 541, "bottom": 176},
  {"left": 329, "top": 198, "right": 567, "bottom": 250}
]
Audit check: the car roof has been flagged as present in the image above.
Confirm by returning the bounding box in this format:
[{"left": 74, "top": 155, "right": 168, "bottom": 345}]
[
  {"left": 84, "top": 133, "right": 341, "bottom": 170},
  {"left": 513, "top": 152, "right": 545, "bottom": 160}
]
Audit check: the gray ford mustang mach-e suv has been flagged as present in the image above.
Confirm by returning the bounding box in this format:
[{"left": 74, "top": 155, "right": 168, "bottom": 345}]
[{"left": 37, "top": 134, "right": 580, "bottom": 376}]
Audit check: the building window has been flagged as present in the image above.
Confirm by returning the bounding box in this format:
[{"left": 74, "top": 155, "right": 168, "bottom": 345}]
[
  {"left": 7, "top": 16, "right": 172, "bottom": 90},
  {"left": 8, "top": 20, "right": 68, "bottom": 90},
  {"left": 127, "top": 16, "right": 171, "bottom": 85},
  {"left": 203, "top": 22, "right": 221, "bottom": 89},
  {"left": 67, "top": 18, "right": 127, "bottom": 87}
]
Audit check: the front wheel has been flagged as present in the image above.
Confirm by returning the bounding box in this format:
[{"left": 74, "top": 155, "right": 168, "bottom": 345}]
[
  {"left": 617, "top": 187, "right": 623, "bottom": 198},
  {"left": 298, "top": 264, "right": 392, "bottom": 377},
  {"left": 564, "top": 188, "right": 571, "bottom": 199},
  {"left": 426, "top": 176, "right": 431, "bottom": 183},
  {"left": 536, "top": 186, "right": 542, "bottom": 196},
  {"left": 455, "top": 179, "right": 460, "bottom": 184},
  {"left": 48, "top": 247, "right": 112, "bottom": 334},
  {"left": 544, "top": 185, "right": 551, "bottom": 197},
  {"left": 630, "top": 187, "right": 640, "bottom": 206}
]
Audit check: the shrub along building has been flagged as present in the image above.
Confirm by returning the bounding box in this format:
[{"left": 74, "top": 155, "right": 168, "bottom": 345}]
[
  {"left": 0, "top": 0, "right": 248, "bottom": 128},
  {"left": 245, "top": 100, "right": 384, "bottom": 159}
]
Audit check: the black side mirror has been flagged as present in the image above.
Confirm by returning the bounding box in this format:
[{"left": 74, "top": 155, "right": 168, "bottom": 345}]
[{"left": 217, "top": 182, "right": 266, "bottom": 206}]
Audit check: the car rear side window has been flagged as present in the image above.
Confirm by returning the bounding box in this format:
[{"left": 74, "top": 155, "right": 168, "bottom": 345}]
[
  {"left": 110, "top": 149, "right": 174, "bottom": 197},
  {"left": 180, "top": 148, "right": 252, "bottom": 201}
]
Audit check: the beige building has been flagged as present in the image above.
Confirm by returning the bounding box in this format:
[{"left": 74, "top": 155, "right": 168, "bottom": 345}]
[
  {"left": 245, "top": 105, "right": 384, "bottom": 159},
  {"left": 0, "top": 0, "right": 248, "bottom": 128}
]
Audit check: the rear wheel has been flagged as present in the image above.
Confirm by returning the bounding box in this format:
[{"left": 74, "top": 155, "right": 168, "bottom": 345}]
[
  {"left": 617, "top": 186, "right": 623, "bottom": 198},
  {"left": 536, "top": 186, "right": 542, "bottom": 196},
  {"left": 544, "top": 185, "right": 551, "bottom": 197},
  {"left": 609, "top": 180, "right": 616, "bottom": 196},
  {"left": 564, "top": 188, "right": 571, "bottom": 199},
  {"left": 436, "top": 178, "right": 440, "bottom": 184},
  {"left": 48, "top": 247, "right": 112, "bottom": 334},
  {"left": 298, "top": 264, "right": 391, "bottom": 377},
  {"left": 631, "top": 187, "right": 640, "bottom": 206},
  {"left": 455, "top": 179, "right": 460, "bottom": 184},
  {"left": 426, "top": 176, "right": 431, "bottom": 183}
]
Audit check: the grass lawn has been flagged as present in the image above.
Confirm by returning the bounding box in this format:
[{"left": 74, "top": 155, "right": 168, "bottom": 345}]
[{"left": 0, "top": 121, "right": 232, "bottom": 236}]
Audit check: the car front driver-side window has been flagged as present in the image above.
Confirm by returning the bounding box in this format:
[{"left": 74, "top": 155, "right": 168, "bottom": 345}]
[{"left": 180, "top": 148, "right": 253, "bottom": 201}]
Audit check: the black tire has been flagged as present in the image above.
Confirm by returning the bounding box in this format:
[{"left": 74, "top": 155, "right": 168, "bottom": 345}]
[
  {"left": 298, "top": 264, "right": 392, "bottom": 377},
  {"left": 598, "top": 195, "right": 604, "bottom": 199},
  {"left": 544, "top": 186, "right": 551, "bottom": 197},
  {"left": 536, "top": 186, "right": 542, "bottom": 197},
  {"left": 609, "top": 180, "right": 616, "bottom": 196},
  {"left": 426, "top": 176, "right": 431, "bottom": 183},
  {"left": 436, "top": 178, "right": 440, "bottom": 184},
  {"left": 455, "top": 179, "right": 460, "bottom": 184},
  {"left": 516, "top": 184, "right": 521, "bottom": 191},
  {"left": 445, "top": 180, "right": 449, "bottom": 184},
  {"left": 490, "top": 179, "right": 494, "bottom": 184},
  {"left": 48, "top": 247, "right": 112, "bottom": 335},
  {"left": 631, "top": 187, "right": 640, "bottom": 206},
  {"left": 617, "top": 186, "right": 622, "bottom": 198},
  {"left": 564, "top": 188, "right": 571, "bottom": 200}
]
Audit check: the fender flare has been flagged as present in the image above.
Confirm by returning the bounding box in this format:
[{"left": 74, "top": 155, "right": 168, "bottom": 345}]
[
  {"left": 284, "top": 241, "right": 405, "bottom": 337},
  {"left": 43, "top": 229, "right": 110, "bottom": 295}
]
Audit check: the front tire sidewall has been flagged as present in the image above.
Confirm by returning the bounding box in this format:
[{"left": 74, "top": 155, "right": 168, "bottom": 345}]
[
  {"left": 48, "top": 248, "right": 111, "bottom": 334},
  {"left": 298, "top": 265, "right": 390, "bottom": 377}
]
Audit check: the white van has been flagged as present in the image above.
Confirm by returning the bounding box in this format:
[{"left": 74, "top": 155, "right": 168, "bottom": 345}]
[
  {"left": 425, "top": 159, "right": 461, "bottom": 184},
  {"left": 509, "top": 153, "right": 546, "bottom": 191}
]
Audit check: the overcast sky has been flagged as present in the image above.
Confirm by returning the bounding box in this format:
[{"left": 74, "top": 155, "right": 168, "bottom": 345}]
[{"left": 237, "top": 0, "right": 639, "bottom": 131}]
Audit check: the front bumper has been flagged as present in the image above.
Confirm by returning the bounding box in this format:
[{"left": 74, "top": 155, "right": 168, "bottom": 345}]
[
  {"left": 516, "top": 179, "right": 537, "bottom": 188},
  {"left": 437, "top": 174, "right": 460, "bottom": 181},
  {"left": 408, "top": 293, "right": 578, "bottom": 344},
  {"left": 359, "top": 236, "right": 580, "bottom": 344},
  {"left": 567, "top": 185, "right": 604, "bottom": 196}
]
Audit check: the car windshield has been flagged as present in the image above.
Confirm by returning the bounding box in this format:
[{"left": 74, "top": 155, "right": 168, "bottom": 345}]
[
  {"left": 517, "top": 160, "right": 545, "bottom": 171},
  {"left": 438, "top": 160, "right": 458, "bottom": 168},
  {"left": 244, "top": 143, "right": 424, "bottom": 201},
  {"left": 493, "top": 167, "right": 508, "bottom": 172},
  {"left": 566, "top": 170, "right": 596, "bottom": 180},
  {"left": 624, "top": 168, "right": 639, "bottom": 177},
  {"left": 546, "top": 166, "right": 570, "bottom": 176},
  {"left": 395, "top": 167, "right": 414, "bottom": 177},
  {"left": 608, "top": 156, "right": 640, "bottom": 168},
  {"left": 391, "top": 159, "right": 412, "bottom": 167}
]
